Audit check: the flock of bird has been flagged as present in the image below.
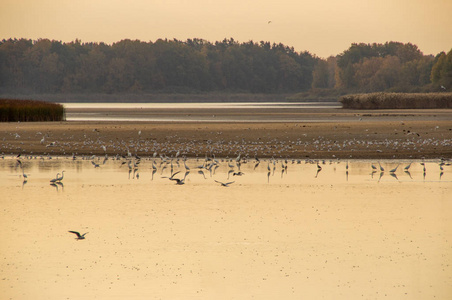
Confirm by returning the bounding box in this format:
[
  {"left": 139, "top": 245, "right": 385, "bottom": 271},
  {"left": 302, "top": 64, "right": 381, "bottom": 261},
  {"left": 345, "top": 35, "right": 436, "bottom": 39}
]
[
  {"left": 8, "top": 152, "right": 451, "bottom": 188},
  {"left": 3, "top": 126, "right": 452, "bottom": 162},
  {"left": 4, "top": 153, "right": 450, "bottom": 242}
]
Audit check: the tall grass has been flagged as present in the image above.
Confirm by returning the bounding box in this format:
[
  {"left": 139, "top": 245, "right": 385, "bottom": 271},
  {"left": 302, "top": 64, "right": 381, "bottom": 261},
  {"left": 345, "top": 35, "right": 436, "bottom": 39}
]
[
  {"left": 0, "top": 99, "right": 65, "bottom": 122},
  {"left": 339, "top": 93, "right": 452, "bottom": 109}
]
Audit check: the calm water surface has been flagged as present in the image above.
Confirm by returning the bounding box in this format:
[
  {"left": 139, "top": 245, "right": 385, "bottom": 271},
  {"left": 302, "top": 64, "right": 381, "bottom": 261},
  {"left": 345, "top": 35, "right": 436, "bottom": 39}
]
[
  {"left": 63, "top": 102, "right": 343, "bottom": 122},
  {"left": 1, "top": 157, "right": 451, "bottom": 299}
]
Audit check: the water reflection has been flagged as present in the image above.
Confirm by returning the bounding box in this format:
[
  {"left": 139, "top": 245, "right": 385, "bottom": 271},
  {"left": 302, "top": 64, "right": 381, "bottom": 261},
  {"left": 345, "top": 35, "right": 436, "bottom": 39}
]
[
  {"left": 3, "top": 156, "right": 449, "bottom": 186},
  {"left": 1, "top": 156, "right": 451, "bottom": 299}
]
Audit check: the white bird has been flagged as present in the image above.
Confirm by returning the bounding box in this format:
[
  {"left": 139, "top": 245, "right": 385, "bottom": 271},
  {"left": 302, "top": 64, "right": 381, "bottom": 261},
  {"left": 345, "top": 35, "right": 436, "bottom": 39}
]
[
  {"left": 68, "top": 231, "right": 88, "bottom": 240},
  {"left": 215, "top": 180, "right": 235, "bottom": 187}
]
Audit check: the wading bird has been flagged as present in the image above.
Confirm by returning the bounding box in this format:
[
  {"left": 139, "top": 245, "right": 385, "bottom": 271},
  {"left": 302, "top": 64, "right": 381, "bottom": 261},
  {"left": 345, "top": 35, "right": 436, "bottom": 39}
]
[
  {"left": 56, "top": 170, "right": 65, "bottom": 182},
  {"left": 50, "top": 173, "right": 60, "bottom": 183},
  {"left": 389, "top": 164, "right": 399, "bottom": 173},
  {"left": 68, "top": 231, "right": 88, "bottom": 240}
]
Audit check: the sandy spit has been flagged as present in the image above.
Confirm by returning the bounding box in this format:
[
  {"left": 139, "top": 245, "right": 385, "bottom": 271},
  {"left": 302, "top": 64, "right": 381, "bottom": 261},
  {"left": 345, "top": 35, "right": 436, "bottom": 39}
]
[{"left": 1, "top": 120, "right": 452, "bottom": 159}]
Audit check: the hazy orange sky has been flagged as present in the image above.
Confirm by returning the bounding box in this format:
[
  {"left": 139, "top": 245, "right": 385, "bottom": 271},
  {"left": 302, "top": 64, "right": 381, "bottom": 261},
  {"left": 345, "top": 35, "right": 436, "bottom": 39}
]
[{"left": 1, "top": 0, "right": 451, "bottom": 58}]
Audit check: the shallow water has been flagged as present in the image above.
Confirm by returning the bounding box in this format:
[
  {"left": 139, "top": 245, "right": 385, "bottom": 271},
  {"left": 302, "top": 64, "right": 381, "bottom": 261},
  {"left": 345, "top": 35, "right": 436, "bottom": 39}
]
[
  {"left": 1, "top": 157, "right": 451, "bottom": 299},
  {"left": 63, "top": 102, "right": 344, "bottom": 122}
]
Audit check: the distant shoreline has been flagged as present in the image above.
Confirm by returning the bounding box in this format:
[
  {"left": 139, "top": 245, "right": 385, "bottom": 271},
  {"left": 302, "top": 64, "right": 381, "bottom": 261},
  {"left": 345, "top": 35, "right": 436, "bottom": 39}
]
[{"left": 0, "top": 92, "right": 338, "bottom": 103}]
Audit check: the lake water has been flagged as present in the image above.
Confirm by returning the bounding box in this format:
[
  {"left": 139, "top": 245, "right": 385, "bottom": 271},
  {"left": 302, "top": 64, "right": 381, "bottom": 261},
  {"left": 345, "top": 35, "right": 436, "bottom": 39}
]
[
  {"left": 63, "top": 102, "right": 344, "bottom": 122},
  {"left": 1, "top": 157, "right": 451, "bottom": 299}
]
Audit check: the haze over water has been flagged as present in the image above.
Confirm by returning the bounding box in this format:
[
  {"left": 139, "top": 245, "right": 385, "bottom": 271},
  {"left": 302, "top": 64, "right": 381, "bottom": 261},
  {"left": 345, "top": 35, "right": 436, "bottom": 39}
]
[{"left": 1, "top": 157, "right": 451, "bottom": 299}]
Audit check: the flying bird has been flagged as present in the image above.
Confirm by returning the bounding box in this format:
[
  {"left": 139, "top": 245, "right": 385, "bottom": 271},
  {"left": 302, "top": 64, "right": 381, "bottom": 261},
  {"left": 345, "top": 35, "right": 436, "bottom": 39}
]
[
  {"left": 215, "top": 180, "right": 235, "bottom": 187},
  {"left": 68, "top": 231, "right": 88, "bottom": 240}
]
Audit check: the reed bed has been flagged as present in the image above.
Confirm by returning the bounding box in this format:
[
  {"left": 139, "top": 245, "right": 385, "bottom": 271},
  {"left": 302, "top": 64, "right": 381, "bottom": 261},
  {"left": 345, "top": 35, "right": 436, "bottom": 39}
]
[
  {"left": 339, "top": 93, "right": 452, "bottom": 109},
  {"left": 0, "top": 99, "right": 65, "bottom": 122}
]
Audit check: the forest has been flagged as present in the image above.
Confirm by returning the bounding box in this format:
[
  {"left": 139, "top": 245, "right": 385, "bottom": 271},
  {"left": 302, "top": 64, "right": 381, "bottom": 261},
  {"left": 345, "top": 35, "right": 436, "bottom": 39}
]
[{"left": 0, "top": 38, "right": 450, "bottom": 98}]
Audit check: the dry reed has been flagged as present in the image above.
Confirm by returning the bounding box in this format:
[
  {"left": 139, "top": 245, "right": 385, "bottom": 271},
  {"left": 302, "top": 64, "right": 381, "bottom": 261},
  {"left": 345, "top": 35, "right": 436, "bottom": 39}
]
[
  {"left": 339, "top": 93, "right": 452, "bottom": 109},
  {"left": 0, "top": 99, "right": 65, "bottom": 122}
]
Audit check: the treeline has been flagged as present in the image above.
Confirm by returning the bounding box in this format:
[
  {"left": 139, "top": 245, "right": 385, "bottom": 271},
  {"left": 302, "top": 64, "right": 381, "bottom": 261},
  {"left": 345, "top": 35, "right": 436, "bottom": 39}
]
[
  {"left": 0, "top": 38, "right": 316, "bottom": 94},
  {"left": 312, "top": 42, "right": 452, "bottom": 93},
  {"left": 0, "top": 38, "right": 450, "bottom": 96}
]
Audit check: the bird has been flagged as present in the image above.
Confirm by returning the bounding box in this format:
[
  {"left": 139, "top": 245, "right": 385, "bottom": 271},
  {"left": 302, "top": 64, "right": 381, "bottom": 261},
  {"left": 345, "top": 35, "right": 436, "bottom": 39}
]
[
  {"left": 21, "top": 168, "right": 28, "bottom": 180},
  {"left": 50, "top": 173, "right": 60, "bottom": 183},
  {"left": 233, "top": 171, "right": 244, "bottom": 176},
  {"left": 162, "top": 171, "right": 180, "bottom": 181},
  {"left": 215, "top": 180, "right": 235, "bottom": 187},
  {"left": 68, "top": 231, "right": 88, "bottom": 240},
  {"left": 378, "top": 162, "right": 384, "bottom": 172},
  {"left": 184, "top": 160, "right": 190, "bottom": 171},
  {"left": 171, "top": 172, "right": 189, "bottom": 185},
  {"left": 420, "top": 162, "right": 426, "bottom": 172},
  {"left": 404, "top": 162, "right": 412, "bottom": 171},
  {"left": 56, "top": 170, "right": 65, "bottom": 182},
  {"left": 389, "top": 164, "right": 399, "bottom": 173}
]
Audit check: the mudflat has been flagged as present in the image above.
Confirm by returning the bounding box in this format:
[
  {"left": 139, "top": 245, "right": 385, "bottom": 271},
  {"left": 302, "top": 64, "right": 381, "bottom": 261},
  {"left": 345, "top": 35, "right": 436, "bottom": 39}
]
[{"left": 1, "top": 107, "right": 452, "bottom": 159}]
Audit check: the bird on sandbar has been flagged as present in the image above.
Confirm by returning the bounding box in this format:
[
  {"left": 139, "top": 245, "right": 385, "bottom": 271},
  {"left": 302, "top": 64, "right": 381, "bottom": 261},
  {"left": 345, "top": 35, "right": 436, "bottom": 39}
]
[{"left": 68, "top": 231, "right": 88, "bottom": 240}]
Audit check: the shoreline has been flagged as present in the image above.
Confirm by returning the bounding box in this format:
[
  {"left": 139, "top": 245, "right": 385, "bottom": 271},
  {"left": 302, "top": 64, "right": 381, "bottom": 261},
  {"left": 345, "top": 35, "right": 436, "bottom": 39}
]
[{"left": 2, "top": 120, "right": 452, "bottom": 159}]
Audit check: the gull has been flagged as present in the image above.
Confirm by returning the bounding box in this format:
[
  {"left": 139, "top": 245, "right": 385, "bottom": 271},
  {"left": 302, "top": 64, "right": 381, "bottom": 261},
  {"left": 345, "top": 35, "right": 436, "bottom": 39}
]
[
  {"left": 171, "top": 172, "right": 189, "bottom": 185},
  {"left": 420, "top": 162, "right": 426, "bottom": 172},
  {"left": 389, "top": 164, "right": 399, "bottom": 173},
  {"left": 21, "top": 168, "right": 28, "bottom": 180},
  {"left": 215, "top": 180, "right": 235, "bottom": 187},
  {"left": 404, "top": 162, "right": 412, "bottom": 171},
  {"left": 68, "top": 231, "right": 88, "bottom": 240},
  {"left": 162, "top": 171, "right": 181, "bottom": 181},
  {"left": 233, "top": 171, "right": 244, "bottom": 176},
  {"left": 254, "top": 161, "right": 260, "bottom": 170},
  {"left": 184, "top": 159, "right": 190, "bottom": 171}
]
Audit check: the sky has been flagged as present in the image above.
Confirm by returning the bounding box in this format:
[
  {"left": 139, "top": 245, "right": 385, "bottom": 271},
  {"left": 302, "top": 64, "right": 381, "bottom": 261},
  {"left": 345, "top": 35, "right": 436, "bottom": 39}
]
[{"left": 1, "top": 0, "right": 451, "bottom": 58}]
